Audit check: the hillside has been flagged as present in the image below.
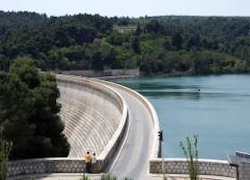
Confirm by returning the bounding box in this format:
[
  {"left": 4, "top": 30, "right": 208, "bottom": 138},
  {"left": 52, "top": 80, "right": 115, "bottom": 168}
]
[{"left": 0, "top": 11, "right": 250, "bottom": 75}]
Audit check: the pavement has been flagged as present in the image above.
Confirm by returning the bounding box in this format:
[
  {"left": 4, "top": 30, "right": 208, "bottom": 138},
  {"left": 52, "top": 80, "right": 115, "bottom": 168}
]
[{"left": 106, "top": 85, "right": 154, "bottom": 180}]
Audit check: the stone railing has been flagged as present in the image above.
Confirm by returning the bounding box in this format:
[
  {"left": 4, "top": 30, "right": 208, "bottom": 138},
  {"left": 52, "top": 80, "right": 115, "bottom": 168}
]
[
  {"left": 8, "top": 158, "right": 88, "bottom": 177},
  {"left": 150, "top": 158, "right": 236, "bottom": 178},
  {"left": 7, "top": 74, "right": 129, "bottom": 177}
]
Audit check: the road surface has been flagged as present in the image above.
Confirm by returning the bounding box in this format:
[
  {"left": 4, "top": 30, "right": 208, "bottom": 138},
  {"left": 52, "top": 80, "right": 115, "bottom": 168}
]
[{"left": 104, "top": 82, "right": 155, "bottom": 180}]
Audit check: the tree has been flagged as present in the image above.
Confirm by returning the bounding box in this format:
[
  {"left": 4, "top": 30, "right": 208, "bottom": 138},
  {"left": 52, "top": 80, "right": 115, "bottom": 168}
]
[
  {"left": 131, "top": 36, "right": 141, "bottom": 54},
  {"left": 134, "top": 24, "right": 142, "bottom": 36},
  {"left": 0, "top": 55, "right": 10, "bottom": 72},
  {"left": 0, "top": 127, "right": 12, "bottom": 180},
  {"left": 241, "top": 45, "right": 250, "bottom": 64},
  {"left": 180, "top": 135, "right": 199, "bottom": 180},
  {"left": 9, "top": 57, "right": 40, "bottom": 89},
  {"left": 0, "top": 57, "right": 69, "bottom": 159},
  {"left": 171, "top": 32, "right": 183, "bottom": 50},
  {"left": 100, "top": 41, "right": 117, "bottom": 69},
  {"left": 187, "top": 34, "right": 201, "bottom": 50},
  {"left": 1, "top": 11, "right": 250, "bottom": 75},
  {"left": 145, "top": 20, "right": 162, "bottom": 34},
  {"left": 91, "top": 51, "right": 103, "bottom": 71}
]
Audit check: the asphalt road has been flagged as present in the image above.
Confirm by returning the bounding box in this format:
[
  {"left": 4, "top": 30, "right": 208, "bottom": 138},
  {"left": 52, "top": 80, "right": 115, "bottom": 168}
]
[{"left": 106, "top": 84, "right": 154, "bottom": 180}]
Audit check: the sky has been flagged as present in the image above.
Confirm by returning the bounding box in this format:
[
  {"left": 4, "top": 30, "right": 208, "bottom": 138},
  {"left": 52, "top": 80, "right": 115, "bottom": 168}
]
[{"left": 1, "top": 0, "right": 250, "bottom": 17}]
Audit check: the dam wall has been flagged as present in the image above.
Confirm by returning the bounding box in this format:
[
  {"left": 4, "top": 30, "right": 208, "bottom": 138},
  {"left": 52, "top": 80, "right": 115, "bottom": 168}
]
[
  {"left": 57, "top": 69, "right": 140, "bottom": 79},
  {"left": 7, "top": 74, "right": 128, "bottom": 177},
  {"left": 56, "top": 74, "right": 125, "bottom": 157}
]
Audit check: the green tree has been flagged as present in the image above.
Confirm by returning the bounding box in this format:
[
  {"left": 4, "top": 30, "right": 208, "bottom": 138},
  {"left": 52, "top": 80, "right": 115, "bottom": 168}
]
[
  {"left": 91, "top": 51, "right": 103, "bottom": 70},
  {"left": 131, "top": 36, "right": 141, "bottom": 54},
  {"left": 9, "top": 57, "right": 40, "bottom": 89},
  {"left": 0, "top": 55, "right": 10, "bottom": 72},
  {"left": 0, "top": 127, "right": 12, "bottom": 180},
  {"left": 100, "top": 41, "right": 117, "bottom": 68},
  {"left": 241, "top": 46, "right": 250, "bottom": 64},
  {"left": 187, "top": 34, "right": 201, "bottom": 50},
  {"left": 171, "top": 32, "right": 183, "bottom": 50},
  {"left": 145, "top": 20, "right": 162, "bottom": 34},
  {"left": 134, "top": 24, "right": 142, "bottom": 36},
  {"left": 1, "top": 11, "right": 250, "bottom": 75},
  {"left": 0, "top": 57, "right": 69, "bottom": 159}
]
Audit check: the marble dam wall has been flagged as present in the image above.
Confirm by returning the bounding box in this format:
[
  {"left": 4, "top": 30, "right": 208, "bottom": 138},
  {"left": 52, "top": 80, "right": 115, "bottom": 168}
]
[{"left": 7, "top": 74, "right": 128, "bottom": 177}]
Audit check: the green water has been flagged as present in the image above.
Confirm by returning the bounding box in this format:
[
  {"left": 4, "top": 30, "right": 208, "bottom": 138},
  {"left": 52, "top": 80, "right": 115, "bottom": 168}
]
[{"left": 114, "top": 74, "right": 250, "bottom": 160}]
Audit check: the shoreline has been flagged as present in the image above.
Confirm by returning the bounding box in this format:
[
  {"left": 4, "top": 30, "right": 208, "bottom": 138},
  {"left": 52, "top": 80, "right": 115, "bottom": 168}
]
[{"left": 57, "top": 70, "right": 250, "bottom": 81}]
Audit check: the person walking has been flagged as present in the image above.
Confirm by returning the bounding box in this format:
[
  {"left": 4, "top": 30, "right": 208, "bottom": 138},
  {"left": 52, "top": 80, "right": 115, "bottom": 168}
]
[
  {"left": 91, "top": 153, "right": 97, "bottom": 172},
  {"left": 85, "top": 151, "right": 92, "bottom": 173},
  {"left": 92, "top": 153, "right": 96, "bottom": 164}
]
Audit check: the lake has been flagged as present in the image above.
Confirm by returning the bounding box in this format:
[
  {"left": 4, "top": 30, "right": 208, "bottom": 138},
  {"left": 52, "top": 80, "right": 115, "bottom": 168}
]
[{"left": 114, "top": 74, "right": 250, "bottom": 160}]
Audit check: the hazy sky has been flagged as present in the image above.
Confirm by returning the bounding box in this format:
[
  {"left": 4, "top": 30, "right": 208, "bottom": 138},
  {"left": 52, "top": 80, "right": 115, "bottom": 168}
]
[{"left": 1, "top": 0, "right": 250, "bottom": 17}]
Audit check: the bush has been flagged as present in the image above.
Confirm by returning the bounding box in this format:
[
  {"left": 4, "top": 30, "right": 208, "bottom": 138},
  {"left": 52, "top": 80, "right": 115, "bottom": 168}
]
[{"left": 179, "top": 135, "right": 199, "bottom": 180}]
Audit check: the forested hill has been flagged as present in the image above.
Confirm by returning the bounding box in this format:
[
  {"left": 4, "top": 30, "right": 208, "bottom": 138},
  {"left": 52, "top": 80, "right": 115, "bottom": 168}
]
[
  {"left": 0, "top": 11, "right": 47, "bottom": 32},
  {"left": 1, "top": 11, "right": 250, "bottom": 75}
]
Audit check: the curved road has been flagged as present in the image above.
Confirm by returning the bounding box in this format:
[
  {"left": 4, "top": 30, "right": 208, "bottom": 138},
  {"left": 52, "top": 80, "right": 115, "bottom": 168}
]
[{"left": 101, "top": 82, "right": 155, "bottom": 180}]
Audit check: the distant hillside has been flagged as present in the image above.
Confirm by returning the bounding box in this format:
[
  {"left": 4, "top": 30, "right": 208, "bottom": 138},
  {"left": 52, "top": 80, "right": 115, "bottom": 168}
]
[
  {"left": 143, "top": 15, "right": 250, "bottom": 39},
  {"left": 0, "top": 11, "right": 47, "bottom": 35},
  {"left": 0, "top": 11, "right": 250, "bottom": 75}
]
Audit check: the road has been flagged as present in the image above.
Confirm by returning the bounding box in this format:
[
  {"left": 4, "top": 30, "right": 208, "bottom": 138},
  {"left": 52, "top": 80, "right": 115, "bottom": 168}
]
[{"left": 104, "top": 83, "right": 155, "bottom": 180}]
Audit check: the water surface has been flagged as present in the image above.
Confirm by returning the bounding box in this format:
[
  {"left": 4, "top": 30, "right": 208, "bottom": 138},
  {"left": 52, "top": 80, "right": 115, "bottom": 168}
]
[{"left": 114, "top": 74, "right": 250, "bottom": 159}]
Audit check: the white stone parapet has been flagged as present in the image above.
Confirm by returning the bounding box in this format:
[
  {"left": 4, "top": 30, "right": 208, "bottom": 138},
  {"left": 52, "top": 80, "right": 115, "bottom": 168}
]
[{"left": 150, "top": 158, "right": 236, "bottom": 177}]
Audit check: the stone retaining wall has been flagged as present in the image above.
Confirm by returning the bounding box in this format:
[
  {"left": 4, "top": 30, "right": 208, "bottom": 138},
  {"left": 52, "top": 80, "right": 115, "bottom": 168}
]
[
  {"left": 150, "top": 158, "right": 236, "bottom": 178},
  {"left": 7, "top": 75, "right": 129, "bottom": 177}
]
